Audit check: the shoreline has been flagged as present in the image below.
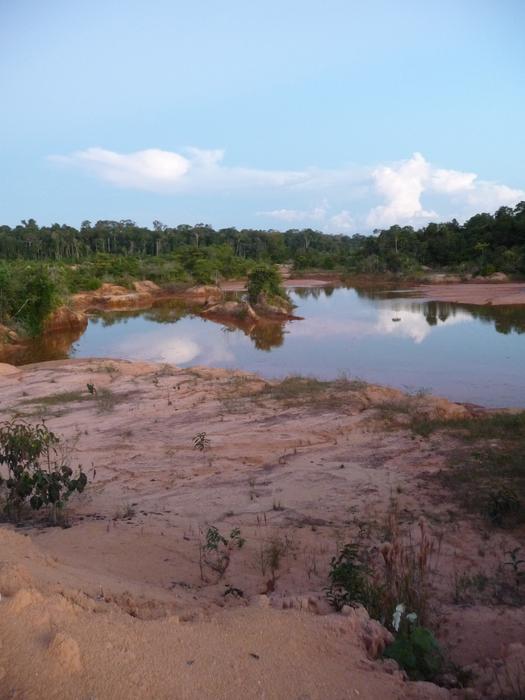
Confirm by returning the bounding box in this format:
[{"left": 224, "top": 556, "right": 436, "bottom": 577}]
[{"left": 415, "top": 281, "right": 525, "bottom": 306}]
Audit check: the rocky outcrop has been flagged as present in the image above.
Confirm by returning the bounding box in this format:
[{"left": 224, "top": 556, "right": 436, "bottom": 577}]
[
  {"left": 0, "top": 324, "right": 20, "bottom": 345},
  {"left": 175, "top": 285, "right": 223, "bottom": 305},
  {"left": 421, "top": 273, "right": 465, "bottom": 284},
  {"left": 43, "top": 306, "right": 88, "bottom": 335},
  {"left": 253, "top": 292, "right": 299, "bottom": 320},
  {"left": 202, "top": 293, "right": 300, "bottom": 324},
  {"left": 73, "top": 281, "right": 160, "bottom": 312},
  {"left": 473, "top": 271, "right": 510, "bottom": 283},
  {"left": 0, "top": 362, "right": 20, "bottom": 376},
  {"left": 73, "top": 281, "right": 224, "bottom": 313},
  {"left": 201, "top": 300, "right": 258, "bottom": 321}
]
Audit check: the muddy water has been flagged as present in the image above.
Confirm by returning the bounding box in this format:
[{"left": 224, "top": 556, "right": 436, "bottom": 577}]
[{"left": 11, "top": 287, "right": 525, "bottom": 408}]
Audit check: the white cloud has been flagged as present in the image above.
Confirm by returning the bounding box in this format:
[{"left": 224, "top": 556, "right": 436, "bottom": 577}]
[
  {"left": 259, "top": 208, "right": 307, "bottom": 222},
  {"left": 366, "top": 152, "right": 525, "bottom": 229},
  {"left": 463, "top": 182, "right": 525, "bottom": 210},
  {"left": 366, "top": 152, "right": 437, "bottom": 229},
  {"left": 258, "top": 203, "right": 327, "bottom": 224},
  {"left": 51, "top": 147, "right": 525, "bottom": 230},
  {"left": 56, "top": 147, "right": 191, "bottom": 190},
  {"left": 52, "top": 146, "right": 308, "bottom": 193},
  {"left": 431, "top": 167, "right": 476, "bottom": 193},
  {"left": 329, "top": 210, "right": 354, "bottom": 231}
]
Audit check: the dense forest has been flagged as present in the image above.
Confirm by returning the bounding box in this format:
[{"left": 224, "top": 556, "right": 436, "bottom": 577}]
[
  {"left": 1, "top": 202, "right": 525, "bottom": 276},
  {"left": 1, "top": 203, "right": 524, "bottom": 337}
]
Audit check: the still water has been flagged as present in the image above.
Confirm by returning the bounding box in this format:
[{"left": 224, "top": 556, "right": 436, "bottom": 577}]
[{"left": 21, "top": 287, "right": 525, "bottom": 407}]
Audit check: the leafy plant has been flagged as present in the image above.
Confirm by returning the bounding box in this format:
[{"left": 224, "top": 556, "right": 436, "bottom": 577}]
[
  {"left": 246, "top": 264, "right": 286, "bottom": 305},
  {"left": 0, "top": 419, "right": 87, "bottom": 524},
  {"left": 199, "top": 525, "right": 245, "bottom": 580},
  {"left": 384, "top": 615, "right": 443, "bottom": 681},
  {"left": 193, "top": 431, "right": 211, "bottom": 452},
  {"left": 259, "top": 536, "right": 292, "bottom": 589},
  {"left": 324, "top": 543, "right": 382, "bottom": 615}
]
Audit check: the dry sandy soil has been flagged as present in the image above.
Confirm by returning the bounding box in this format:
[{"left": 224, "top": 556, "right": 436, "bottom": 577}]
[
  {"left": 416, "top": 282, "right": 525, "bottom": 306},
  {"left": 0, "top": 359, "right": 524, "bottom": 699}
]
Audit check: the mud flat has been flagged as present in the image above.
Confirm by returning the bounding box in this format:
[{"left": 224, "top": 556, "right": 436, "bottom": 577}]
[{"left": 0, "top": 359, "right": 524, "bottom": 699}]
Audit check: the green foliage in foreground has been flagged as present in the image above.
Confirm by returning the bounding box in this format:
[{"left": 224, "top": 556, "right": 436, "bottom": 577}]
[
  {"left": 325, "top": 543, "right": 443, "bottom": 682},
  {"left": 0, "top": 419, "right": 87, "bottom": 524},
  {"left": 384, "top": 624, "right": 443, "bottom": 681},
  {"left": 324, "top": 543, "right": 382, "bottom": 616}
]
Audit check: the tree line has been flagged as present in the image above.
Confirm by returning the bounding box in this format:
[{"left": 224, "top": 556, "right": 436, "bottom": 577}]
[{"left": 1, "top": 202, "right": 524, "bottom": 275}]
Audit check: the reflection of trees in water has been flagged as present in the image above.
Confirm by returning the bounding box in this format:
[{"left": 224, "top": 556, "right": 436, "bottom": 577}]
[
  {"left": 357, "top": 286, "right": 525, "bottom": 335},
  {"left": 464, "top": 305, "right": 525, "bottom": 335},
  {"left": 293, "top": 286, "right": 333, "bottom": 300},
  {"left": 5, "top": 327, "right": 84, "bottom": 366},
  {"left": 249, "top": 322, "right": 285, "bottom": 351},
  {"left": 418, "top": 301, "right": 525, "bottom": 334},
  {"left": 92, "top": 301, "right": 192, "bottom": 327}
]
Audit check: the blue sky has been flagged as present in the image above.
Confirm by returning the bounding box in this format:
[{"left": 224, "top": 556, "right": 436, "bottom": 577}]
[{"left": 1, "top": 0, "right": 524, "bottom": 232}]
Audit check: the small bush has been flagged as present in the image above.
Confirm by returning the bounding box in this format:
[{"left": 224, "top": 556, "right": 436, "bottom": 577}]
[
  {"left": 384, "top": 617, "right": 443, "bottom": 681},
  {"left": 324, "top": 543, "right": 383, "bottom": 615},
  {"left": 199, "top": 525, "right": 245, "bottom": 580},
  {"left": 0, "top": 419, "right": 87, "bottom": 524},
  {"left": 246, "top": 264, "right": 286, "bottom": 304}
]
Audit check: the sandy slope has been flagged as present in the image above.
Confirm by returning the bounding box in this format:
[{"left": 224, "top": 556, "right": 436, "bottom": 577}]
[{"left": 0, "top": 359, "right": 524, "bottom": 699}]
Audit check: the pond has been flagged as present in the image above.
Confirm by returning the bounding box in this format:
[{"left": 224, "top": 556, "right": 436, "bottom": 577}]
[{"left": 13, "top": 286, "right": 525, "bottom": 408}]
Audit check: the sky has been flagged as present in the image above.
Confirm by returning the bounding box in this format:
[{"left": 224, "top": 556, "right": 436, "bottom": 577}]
[{"left": 1, "top": 0, "right": 524, "bottom": 233}]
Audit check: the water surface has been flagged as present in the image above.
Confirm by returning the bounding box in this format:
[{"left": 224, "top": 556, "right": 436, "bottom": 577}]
[{"left": 17, "top": 287, "right": 525, "bottom": 407}]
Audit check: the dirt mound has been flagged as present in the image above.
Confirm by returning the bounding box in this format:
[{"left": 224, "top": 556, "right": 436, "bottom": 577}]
[{"left": 0, "top": 526, "right": 442, "bottom": 700}]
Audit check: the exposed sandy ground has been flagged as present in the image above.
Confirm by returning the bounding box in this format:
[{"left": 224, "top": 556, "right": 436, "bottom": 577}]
[
  {"left": 416, "top": 282, "right": 525, "bottom": 306},
  {"left": 0, "top": 359, "right": 524, "bottom": 699}
]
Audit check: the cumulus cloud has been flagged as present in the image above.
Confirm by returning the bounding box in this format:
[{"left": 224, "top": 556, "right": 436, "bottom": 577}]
[
  {"left": 366, "top": 152, "right": 437, "bottom": 228},
  {"left": 51, "top": 147, "right": 525, "bottom": 230},
  {"left": 366, "top": 152, "right": 525, "bottom": 229}
]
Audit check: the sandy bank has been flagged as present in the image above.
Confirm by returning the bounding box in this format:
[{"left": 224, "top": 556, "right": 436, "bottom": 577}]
[{"left": 416, "top": 282, "right": 525, "bottom": 305}]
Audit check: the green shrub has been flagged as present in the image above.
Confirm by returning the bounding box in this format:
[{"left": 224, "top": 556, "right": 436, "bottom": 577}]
[
  {"left": 0, "top": 419, "right": 87, "bottom": 524},
  {"left": 246, "top": 264, "right": 285, "bottom": 304},
  {"left": 384, "top": 623, "right": 443, "bottom": 681},
  {"left": 0, "top": 262, "right": 60, "bottom": 336},
  {"left": 324, "top": 543, "right": 383, "bottom": 616}
]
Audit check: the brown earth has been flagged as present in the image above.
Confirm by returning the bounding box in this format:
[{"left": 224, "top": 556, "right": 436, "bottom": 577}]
[{"left": 1, "top": 359, "right": 524, "bottom": 698}]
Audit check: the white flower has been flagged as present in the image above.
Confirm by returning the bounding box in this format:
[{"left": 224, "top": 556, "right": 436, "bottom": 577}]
[{"left": 392, "top": 603, "right": 405, "bottom": 632}]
